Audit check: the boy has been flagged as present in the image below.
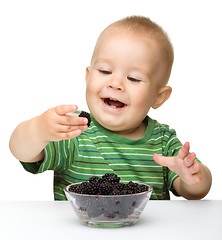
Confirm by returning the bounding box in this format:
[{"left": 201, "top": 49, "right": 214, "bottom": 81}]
[{"left": 9, "top": 16, "right": 212, "bottom": 200}]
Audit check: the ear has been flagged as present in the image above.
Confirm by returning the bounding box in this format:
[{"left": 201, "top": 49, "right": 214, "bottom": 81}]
[
  {"left": 152, "top": 86, "right": 172, "bottom": 109},
  {"left": 85, "top": 66, "right": 91, "bottom": 83}
]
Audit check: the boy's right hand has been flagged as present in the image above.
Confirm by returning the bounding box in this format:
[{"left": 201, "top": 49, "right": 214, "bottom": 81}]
[{"left": 36, "top": 105, "right": 88, "bottom": 142}]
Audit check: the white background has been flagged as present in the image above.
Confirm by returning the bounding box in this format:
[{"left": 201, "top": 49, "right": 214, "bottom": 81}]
[{"left": 1, "top": 0, "right": 221, "bottom": 200}]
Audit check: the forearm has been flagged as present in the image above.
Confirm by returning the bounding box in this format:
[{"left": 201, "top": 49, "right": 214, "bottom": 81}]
[
  {"left": 9, "top": 116, "right": 48, "bottom": 162},
  {"left": 173, "top": 164, "right": 212, "bottom": 200}
]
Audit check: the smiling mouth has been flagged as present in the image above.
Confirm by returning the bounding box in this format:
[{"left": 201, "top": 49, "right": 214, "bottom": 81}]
[{"left": 103, "top": 98, "right": 126, "bottom": 108}]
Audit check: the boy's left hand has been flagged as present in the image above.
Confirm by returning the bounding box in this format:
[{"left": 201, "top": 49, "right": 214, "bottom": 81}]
[{"left": 153, "top": 142, "right": 201, "bottom": 185}]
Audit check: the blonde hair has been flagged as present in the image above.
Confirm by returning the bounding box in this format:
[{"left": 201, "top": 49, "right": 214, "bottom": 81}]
[{"left": 93, "top": 16, "right": 174, "bottom": 85}]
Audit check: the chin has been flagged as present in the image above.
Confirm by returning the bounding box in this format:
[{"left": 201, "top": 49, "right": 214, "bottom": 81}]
[
  {"left": 95, "top": 115, "right": 125, "bottom": 131},
  {"left": 105, "top": 125, "right": 125, "bottom": 132},
  {"left": 101, "top": 120, "right": 123, "bottom": 131}
]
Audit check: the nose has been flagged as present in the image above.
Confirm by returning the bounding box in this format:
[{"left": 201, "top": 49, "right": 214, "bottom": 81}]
[{"left": 108, "top": 74, "right": 125, "bottom": 91}]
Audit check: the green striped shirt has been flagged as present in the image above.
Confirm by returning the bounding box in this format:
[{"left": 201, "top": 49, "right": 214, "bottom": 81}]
[{"left": 20, "top": 114, "right": 199, "bottom": 200}]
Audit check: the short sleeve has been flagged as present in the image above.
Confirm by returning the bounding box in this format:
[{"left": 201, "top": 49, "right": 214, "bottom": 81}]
[{"left": 20, "top": 139, "right": 79, "bottom": 174}]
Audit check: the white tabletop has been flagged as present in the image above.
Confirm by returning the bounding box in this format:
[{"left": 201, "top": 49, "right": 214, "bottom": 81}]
[{"left": 0, "top": 200, "right": 221, "bottom": 240}]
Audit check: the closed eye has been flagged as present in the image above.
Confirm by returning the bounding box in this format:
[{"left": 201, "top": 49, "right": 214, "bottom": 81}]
[
  {"left": 99, "top": 70, "right": 112, "bottom": 75},
  {"left": 127, "top": 76, "right": 141, "bottom": 82}
]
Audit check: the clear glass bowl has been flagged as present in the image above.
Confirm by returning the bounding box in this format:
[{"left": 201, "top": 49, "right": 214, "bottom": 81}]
[{"left": 64, "top": 183, "right": 153, "bottom": 228}]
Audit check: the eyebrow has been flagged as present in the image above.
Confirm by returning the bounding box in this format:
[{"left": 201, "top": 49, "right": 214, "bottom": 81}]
[{"left": 92, "top": 58, "right": 113, "bottom": 65}]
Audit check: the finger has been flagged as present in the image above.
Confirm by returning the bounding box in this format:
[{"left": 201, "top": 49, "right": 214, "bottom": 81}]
[
  {"left": 58, "top": 115, "right": 88, "bottom": 126},
  {"left": 58, "top": 124, "right": 88, "bottom": 133},
  {"left": 187, "top": 172, "right": 202, "bottom": 184},
  {"left": 187, "top": 161, "right": 200, "bottom": 175},
  {"left": 55, "top": 105, "right": 78, "bottom": 116},
  {"left": 66, "top": 112, "right": 79, "bottom": 117},
  {"left": 182, "top": 173, "right": 202, "bottom": 185},
  {"left": 153, "top": 153, "right": 174, "bottom": 167},
  {"left": 184, "top": 152, "right": 196, "bottom": 167},
  {"left": 193, "top": 173, "right": 202, "bottom": 183},
  {"left": 60, "top": 129, "right": 82, "bottom": 140},
  {"left": 177, "top": 142, "right": 190, "bottom": 160}
]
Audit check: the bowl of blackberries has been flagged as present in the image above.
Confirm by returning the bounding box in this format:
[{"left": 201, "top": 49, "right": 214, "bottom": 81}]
[{"left": 64, "top": 173, "right": 152, "bottom": 228}]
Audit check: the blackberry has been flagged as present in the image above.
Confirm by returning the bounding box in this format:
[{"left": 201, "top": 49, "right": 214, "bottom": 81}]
[
  {"left": 98, "top": 182, "right": 113, "bottom": 195},
  {"left": 114, "top": 183, "right": 125, "bottom": 191},
  {"left": 89, "top": 176, "right": 101, "bottom": 184},
  {"left": 102, "top": 173, "right": 120, "bottom": 183},
  {"left": 79, "top": 111, "right": 91, "bottom": 127},
  {"left": 138, "top": 184, "right": 149, "bottom": 193},
  {"left": 86, "top": 183, "right": 99, "bottom": 195},
  {"left": 69, "top": 184, "right": 78, "bottom": 192},
  {"left": 68, "top": 173, "right": 149, "bottom": 195},
  {"left": 77, "top": 182, "right": 90, "bottom": 194}
]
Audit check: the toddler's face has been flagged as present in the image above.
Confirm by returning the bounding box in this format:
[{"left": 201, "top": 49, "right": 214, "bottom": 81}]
[{"left": 85, "top": 27, "right": 164, "bottom": 136}]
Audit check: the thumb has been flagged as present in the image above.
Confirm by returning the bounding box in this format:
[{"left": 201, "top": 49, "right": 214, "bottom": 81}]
[{"left": 153, "top": 153, "right": 173, "bottom": 167}]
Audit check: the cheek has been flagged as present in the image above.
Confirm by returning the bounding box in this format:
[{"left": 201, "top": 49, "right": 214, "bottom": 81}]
[
  {"left": 86, "top": 72, "right": 103, "bottom": 92},
  {"left": 85, "top": 80, "right": 95, "bottom": 106},
  {"left": 131, "top": 87, "right": 151, "bottom": 107},
  {"left": 129, "top": 87, "right": 155, "bottom": 118},
  {"left": 86, "top": 76, "right": 97, "bottom": 95},
  {"left": 86, "top": 75, "right": 103, "bottom": 106}
]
